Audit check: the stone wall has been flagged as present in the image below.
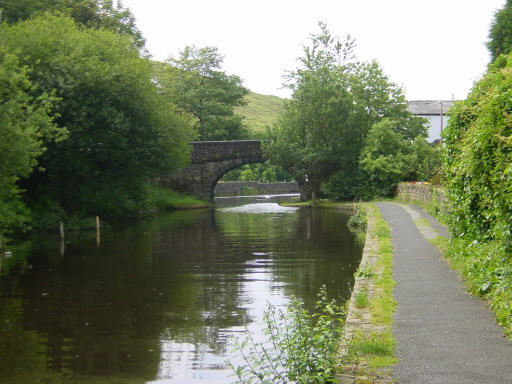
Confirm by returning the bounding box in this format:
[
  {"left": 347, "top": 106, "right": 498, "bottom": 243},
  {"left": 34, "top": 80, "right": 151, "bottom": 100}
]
[
  {"left": 214, "top": 181, "right": 299, "bottom": 196},
  {"left": 190, "top": 140, "right": 264, "bottom": 163},
  {"left": 397, "top": 182, "right": 447, "bottom": 209},
  {"left": 167, "top": 140, "right": 267, "bottom": 201}
]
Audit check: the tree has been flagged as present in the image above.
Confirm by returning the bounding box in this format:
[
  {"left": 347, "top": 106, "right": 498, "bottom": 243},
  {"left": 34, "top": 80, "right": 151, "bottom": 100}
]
[
  {"left": 0, "top": 48, "right": 65, "bottom": 233},
  {"left": 0, "top": 14, "right": 191, "bottom": 220},
  {"left": 0, "top": 0, "right": 146, "bottom": 51},
  {"left": 268, "top": 23, "right": 359, "bottom": 201},
  {"left": 357, "top": 119, "right": 408, "bottom": 199},
  {"left": 487, "top": 0, "right": 512, "bottom": 62},
  {"left": 349, "top": 60, "right": 426, "bottom": 141},
  {"left": 269, "top": 23, "right": 426, "bottom": 201},
  {"left": 158, "top": 46, "right": 249, "bottom": 140}
]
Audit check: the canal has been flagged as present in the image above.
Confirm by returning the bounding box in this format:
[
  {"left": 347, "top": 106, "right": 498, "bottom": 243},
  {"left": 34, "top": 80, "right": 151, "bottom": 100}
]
[{"left": 0, "top": 196, "right": 363, "bottom": 383}]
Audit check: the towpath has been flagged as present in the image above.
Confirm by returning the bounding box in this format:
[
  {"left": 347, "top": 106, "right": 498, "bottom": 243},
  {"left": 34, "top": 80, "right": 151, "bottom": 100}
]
[{"left": 376, "top": 202, "right": 512, "bottom": 384}]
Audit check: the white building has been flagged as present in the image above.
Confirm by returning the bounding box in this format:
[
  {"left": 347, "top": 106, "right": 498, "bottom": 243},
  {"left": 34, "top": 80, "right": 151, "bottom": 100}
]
[{"left": 407, "top": 100, "right": 455, "bottom": 142}]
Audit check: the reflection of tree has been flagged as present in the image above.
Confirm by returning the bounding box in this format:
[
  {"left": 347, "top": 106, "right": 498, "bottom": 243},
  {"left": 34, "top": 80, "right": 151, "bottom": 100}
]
[
  {"left": 215, "top": 207, "right": 363, "bottom": 309},
  {"left": 1, "top": 208, "right": 251, "bottom": 382},
  {"left": 0, "top": 205, "right": 363, "bottom": 383}
]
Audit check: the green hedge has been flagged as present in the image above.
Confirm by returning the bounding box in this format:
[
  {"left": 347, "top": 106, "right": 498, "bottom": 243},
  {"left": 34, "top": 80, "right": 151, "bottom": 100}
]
[
  {"left": 443, "top": 52, "right": 512, "bottom": 338},
  {"left": 443, "top": 53, "right": 512, "bottom": 249}
]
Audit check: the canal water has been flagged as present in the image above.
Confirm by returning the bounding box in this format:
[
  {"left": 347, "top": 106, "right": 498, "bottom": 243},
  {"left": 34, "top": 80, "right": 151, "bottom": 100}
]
[{"left": 0, "top": 196, "right": 363, "bottom": 383}]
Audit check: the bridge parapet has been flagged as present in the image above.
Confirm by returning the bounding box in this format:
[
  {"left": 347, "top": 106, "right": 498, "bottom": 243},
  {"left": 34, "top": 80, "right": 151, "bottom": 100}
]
[{"left": 190, "top": 140, "right": 264, "bottom": 163}]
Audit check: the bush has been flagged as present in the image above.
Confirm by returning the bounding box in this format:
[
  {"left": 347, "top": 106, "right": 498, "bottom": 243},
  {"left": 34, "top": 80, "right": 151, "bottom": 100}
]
[{"left": 231, "top": 285, "right": 344, "bottom": 384}]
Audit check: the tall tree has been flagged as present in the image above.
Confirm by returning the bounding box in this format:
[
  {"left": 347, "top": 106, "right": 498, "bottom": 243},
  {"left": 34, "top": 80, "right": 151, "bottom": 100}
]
[
  {"left": 268, "top": 23, "right": 359, "bottom": 201},
  {"left": 268, "top": 23, "right": 425, "bottom": 201},
  {"left": 158, "top": 46, "right": 249, "bottom": 141},
  {"left": 0, "top": 14, "right": 191, "bottom": 219},
  {"left": 487, "top": 0, "right": 512, "bottom": 62}
]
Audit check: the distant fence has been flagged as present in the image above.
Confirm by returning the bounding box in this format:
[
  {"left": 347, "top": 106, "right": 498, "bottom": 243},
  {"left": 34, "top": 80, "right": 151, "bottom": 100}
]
[
  {"left": 397, "top": 182, "right": 447, "bottom": 210},
  {"left": 214, "top": 181, "right": 299, "bottom": 196}
]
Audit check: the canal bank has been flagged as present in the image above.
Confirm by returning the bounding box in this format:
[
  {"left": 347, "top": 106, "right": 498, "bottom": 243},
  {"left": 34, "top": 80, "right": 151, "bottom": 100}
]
[{"left": 337, "top": 204, "right": 395, "bottom": 384}]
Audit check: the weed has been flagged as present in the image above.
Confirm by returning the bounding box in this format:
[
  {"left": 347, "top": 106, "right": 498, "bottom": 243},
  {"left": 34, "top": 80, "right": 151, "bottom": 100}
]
[
  {"left": 354, "top": 265, "right": 375, "bottom": 279},
  {"left": 230, "top": 285, "right": 344, "bottom": 384},
  {"left": 354, "top": 290, "right": 370, "bottom": 309},
  {"left": 348, "top": 204, "right": 367, "bottom": 229}
]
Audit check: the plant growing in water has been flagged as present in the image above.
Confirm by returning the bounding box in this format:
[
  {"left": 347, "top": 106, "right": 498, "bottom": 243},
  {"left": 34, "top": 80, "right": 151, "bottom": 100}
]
[
  {"left": 347, "top": 204, "right": 367, "bottom": 229},
  {"left": 230, "top": 285, "right": 344, "bottom": 384}
]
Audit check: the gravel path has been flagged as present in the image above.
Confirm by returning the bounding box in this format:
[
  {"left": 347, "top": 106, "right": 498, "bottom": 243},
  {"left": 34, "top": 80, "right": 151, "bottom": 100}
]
[{"left": 376, "top": 202, "right": 512, "bottom": 384}]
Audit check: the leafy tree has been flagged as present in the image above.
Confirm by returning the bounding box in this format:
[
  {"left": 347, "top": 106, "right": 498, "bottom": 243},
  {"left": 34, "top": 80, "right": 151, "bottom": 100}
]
[
  {"left": 0, "top": 0, "right": 146, "bottom": 51},
  {"left": 0, "top": 14, "right": 191, "bottom": 220},
  {"left": 403, "top": 136, "right": 443, "bottom": 181},
  {"left": 221, "top": 163, "right": 293, "bottom": 183},
  {"left": 487, "top": 0, "right": 512, "bottom": 62},
  {"left": 268, "top": 23, "right": 359, "bottom": 201},
  {"left": 158, "top": 46, "right": 249, "bottom": 140},
  {"left": 357, "top": 119, "right": 408, "bottom": 199},
  {"left": 349, "top": 60, "right": 425, "bottom": 141},
  {"left": 0, "top": 47, "right": 65, "bottom": 233},
  {"left": 269, "top": 23, "right": 426, "bottom": 201}
]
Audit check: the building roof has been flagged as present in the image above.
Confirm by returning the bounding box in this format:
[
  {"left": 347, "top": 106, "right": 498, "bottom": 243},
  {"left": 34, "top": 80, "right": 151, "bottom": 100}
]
[{"left": 407, "top": 100, "right": 455, "bottom": 115}]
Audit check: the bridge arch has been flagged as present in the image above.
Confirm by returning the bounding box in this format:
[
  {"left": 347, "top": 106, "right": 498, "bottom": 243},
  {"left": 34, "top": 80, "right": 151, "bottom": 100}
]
[{"left": 166, "top": 141, "right": 267, "bottom": 201}]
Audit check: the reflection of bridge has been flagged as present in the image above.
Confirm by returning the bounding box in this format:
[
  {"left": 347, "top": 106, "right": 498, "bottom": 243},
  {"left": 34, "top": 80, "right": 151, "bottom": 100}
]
[{"left": 166, "top": 141, "right": 266, "bottom": 201}]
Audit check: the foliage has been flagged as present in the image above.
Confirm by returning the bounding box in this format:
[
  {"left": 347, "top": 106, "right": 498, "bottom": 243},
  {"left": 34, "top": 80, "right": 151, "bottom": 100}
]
[
  {"left": 487, "top": 0, "right": 512, "bottom": 62},
  {"left": 354, "top": 290, "right": 370, "bottom": 309},
  {"left": 0, "top": 14, "right": 192, "bottom": 220},
  {"left": 144, "top": 184, "right": 208, "bottom": 210},
  {"left": 0, "top": 47, "right": 65, "bottom": 234},
  {"left": 0, "top": 0, "right": 146, "bottom": 51},
  {"left": 231, "top": 285, "right": 344, "bottom": 384},
  {"left": 267, "top": 23, "right": 360, "bottom": 201},
  {"left": 443, "top": 238, "right": 512, "bottom": 338},
  {"left": 345, "top": 205, "right": 397, "bottom": 375},
  {"left": 268, "top": 22, "right": 427, "bottom": 202},
  {"left": 357, "top": 119, "right": 408, "bottom": 199},
  {"left": 443, "top": 52, "right": 512, "bottom": 249},
  {"left": 442, "top": 50, "right": 512, "bottom": 339},
  {"left": 235, "top": 92, "right": 284, "bottom": 135},
  {"left": 158, "top": 46, "right": 249, "bottom": 140},
  {"left": 222, "top": 163, "right": 294, "bottom": 183},
  {"left": 347, "top": 204, "right": 367, "bottom": 229},
  {"left": 404, "top": 137, "right": 443, "bottom": 182},
  {"left": 354, "top": 265, "right": 375, "bottom": 279}
]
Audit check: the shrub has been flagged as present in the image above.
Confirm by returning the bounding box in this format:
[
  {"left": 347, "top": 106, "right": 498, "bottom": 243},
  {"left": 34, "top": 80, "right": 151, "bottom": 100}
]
[{"left": 231, "top": 285, "right": 344, "bottom": 384}]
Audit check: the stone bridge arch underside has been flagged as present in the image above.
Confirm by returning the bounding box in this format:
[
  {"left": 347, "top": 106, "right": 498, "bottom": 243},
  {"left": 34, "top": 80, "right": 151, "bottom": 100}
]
[{"left": 165, "top": 141, "right": 267, "bottom": 201}]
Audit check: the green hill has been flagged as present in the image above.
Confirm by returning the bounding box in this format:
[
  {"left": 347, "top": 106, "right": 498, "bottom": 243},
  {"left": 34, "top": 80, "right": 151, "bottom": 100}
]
[{"left": 237, "top": 92, "right": 285, "bottom": 135}]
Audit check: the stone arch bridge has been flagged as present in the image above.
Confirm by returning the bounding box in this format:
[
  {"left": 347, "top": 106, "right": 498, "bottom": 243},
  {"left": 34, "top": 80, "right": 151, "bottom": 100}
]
[{"left": 165, "top": 140, "right": 267, "bottom": 201}]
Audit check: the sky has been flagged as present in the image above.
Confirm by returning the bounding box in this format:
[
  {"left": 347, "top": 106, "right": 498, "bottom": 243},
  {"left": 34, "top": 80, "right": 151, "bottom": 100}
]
[{"left": 121, "top": 0, "right": 505, "bottom": 100}]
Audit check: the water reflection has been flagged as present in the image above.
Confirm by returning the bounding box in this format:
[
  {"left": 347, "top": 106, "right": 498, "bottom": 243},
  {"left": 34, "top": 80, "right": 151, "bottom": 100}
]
[{"left": 0, "top": 200, "right": 363, "bottom": 383}]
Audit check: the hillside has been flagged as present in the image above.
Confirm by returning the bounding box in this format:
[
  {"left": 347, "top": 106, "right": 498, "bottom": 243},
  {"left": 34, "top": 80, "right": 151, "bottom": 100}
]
[{"left": 237, "top": 92, "right": 285, "bottom": 135}]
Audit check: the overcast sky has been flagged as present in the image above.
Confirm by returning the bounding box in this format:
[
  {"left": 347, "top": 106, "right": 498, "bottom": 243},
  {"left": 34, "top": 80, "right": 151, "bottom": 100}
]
[{"left": 121, "top": 0, "right": 505, "bottom": 100}]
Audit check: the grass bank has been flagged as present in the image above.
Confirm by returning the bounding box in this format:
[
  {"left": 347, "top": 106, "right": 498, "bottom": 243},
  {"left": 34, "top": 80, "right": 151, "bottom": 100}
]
[
  {"left": 145, "top": 184, "right": 209, "bottom": 211},
  {"left": 338, "top": 204, "right": 397, "bottom": 383}
]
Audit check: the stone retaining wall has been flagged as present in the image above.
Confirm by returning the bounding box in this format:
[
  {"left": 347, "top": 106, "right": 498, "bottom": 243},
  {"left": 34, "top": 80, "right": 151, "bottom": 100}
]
[
  {"left": 214, "top": 181, "right": 299, "bottom": 196},
  {"left": 397, "top": 182, "right": 447, "bottom": 209}
]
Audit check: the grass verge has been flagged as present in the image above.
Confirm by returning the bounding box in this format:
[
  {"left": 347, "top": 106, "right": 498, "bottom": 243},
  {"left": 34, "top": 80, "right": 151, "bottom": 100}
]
[
  {"left": 341, "top": 204, "right": 397, "bottom": 381},
  {"left": 146, "top": 184, "right": 210, "bottom": 210}
]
